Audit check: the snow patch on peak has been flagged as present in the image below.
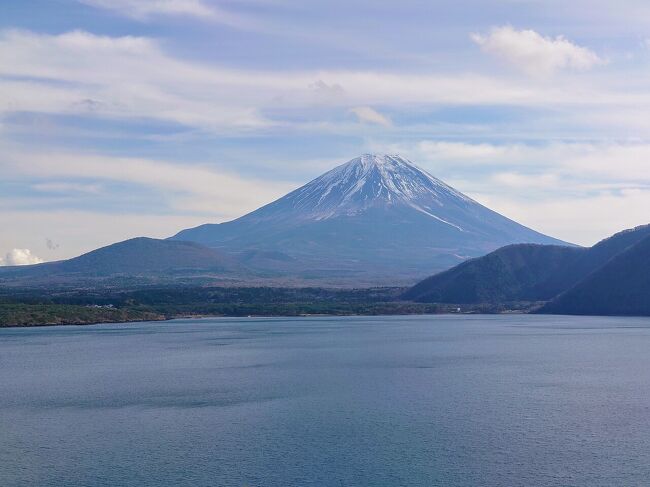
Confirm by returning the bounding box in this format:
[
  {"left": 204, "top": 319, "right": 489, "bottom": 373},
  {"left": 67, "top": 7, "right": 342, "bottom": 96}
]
[
  {"left": 319, "top": 153, "right": 475, "bottom": 206},
  {"left": 255, "top": 153, "right": 478, "bottom": 230},
  {"left": 345, "top": 153, "right": 415, "bottom": 172}
]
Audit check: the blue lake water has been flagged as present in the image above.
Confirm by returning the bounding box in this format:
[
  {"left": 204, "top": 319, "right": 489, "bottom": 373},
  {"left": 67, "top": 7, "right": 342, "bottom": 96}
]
[{"left": 2, "top": 314, "right": 650, "bottom": 486}]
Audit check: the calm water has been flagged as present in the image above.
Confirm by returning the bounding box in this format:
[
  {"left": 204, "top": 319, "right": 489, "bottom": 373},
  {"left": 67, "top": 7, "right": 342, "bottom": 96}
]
[{"left": 2, "top": 315, "right": 650, "bottom": 486}]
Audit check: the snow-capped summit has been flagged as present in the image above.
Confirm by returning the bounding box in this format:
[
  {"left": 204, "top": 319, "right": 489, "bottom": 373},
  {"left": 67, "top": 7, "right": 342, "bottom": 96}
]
[
  {"left": 280, "top": 154, "right": 473, "bottom": 223},
  {"left": 172, "top": 154, "right": 568, "bottom": 284},
  {"left": 233, "top": 154, "right": 478, "bottom": 232}
]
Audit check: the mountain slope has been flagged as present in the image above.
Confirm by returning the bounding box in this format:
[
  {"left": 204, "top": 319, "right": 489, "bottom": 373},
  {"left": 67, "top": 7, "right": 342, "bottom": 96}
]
[
  {"left": 539, "top": 234, "right": 650, "bottom": 316},
  {"left": 405, "top": 224, "right": 650, "bottom": 305},
  {"left": 0, "top": 238, "right": 239, "bottom": 283},
  {"left": 403, "top": 244, "right": 582, "bottom": 303},
  {"left": 537, "top": 224, "right": 650, "bottom": 296},
  {"left": 173, "top": 154, "right": 566, "bottom": 282}
]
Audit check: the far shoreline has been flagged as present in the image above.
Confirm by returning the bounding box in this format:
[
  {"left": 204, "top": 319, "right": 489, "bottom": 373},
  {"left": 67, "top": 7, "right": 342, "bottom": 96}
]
[{"left": 8, "top": 309, "right": 639, "bottom": 330}]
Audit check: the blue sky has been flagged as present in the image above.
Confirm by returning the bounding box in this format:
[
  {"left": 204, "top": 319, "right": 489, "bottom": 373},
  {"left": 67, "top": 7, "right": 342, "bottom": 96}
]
[{"left": 2, "top": 0, "right": 650, "bottom": 264}]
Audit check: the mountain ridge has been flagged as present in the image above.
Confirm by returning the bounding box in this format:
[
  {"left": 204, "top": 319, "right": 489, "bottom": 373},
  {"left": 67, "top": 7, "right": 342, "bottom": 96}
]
[
  {"left": 1, "top": 154, "right": 569, "bottom": 287},
  {"left": 172, "top": 154, "right": 567, "bottom": 283},
  {"left": 405, "top": 224, "right": 650, "bottom": 310},
  {"left": 0, "top": 237, "right": 241, "bottom": 285},
  {"left": 539, "top": 228, "right": 650, "bottom": 315}
]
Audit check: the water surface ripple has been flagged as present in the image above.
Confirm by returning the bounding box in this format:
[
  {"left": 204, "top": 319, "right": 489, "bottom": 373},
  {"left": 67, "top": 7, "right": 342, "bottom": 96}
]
[{"left": 2, "top": 314, "right": 650, "bottom": 486}]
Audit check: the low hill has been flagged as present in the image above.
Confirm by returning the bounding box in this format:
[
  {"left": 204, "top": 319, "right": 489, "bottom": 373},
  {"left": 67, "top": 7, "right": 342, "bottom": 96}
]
[
  {"left": 0, "top": 238, "right": 239, "bottom": 284},
  {"left": 403, "top": 244, "right": 581, "bottom": 303},
  {"left": 540, "top": 235, "right": 650, "bottom": 316},
  {"left": 405, "top": 224, "right": 650, "bottom": 306}
]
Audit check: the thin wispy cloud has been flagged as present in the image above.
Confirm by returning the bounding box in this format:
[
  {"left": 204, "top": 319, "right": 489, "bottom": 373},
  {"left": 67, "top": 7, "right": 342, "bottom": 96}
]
[
  {"left": 83, "top": 0, "right": 214, "bottom": 18},
  {"left": 77, "top": 0, "right": 274, "bottom": 36},
  {"left": 1, "top": 145, "right": 294, "bottom": 219},
  {"left": 350, "top": 107, "right": 392, "bottom": 126},
  {"left": 367, "top": 139, "right": 650, "bottom": 244},
  {"left": 0, "top": 28, "right": 641, "bottom": 137}
]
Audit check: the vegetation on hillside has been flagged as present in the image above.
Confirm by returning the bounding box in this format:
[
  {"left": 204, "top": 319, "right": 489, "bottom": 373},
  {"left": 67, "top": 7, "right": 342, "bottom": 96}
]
[
  {"left": 0, "top": 303, "right": 164, "bottom": 327},
  {"left": 540, "top": 235, "right": 650, "bottom": 316},
  {"left": 404, "top": 244, "right": 581, "bottom": 303},
  {"left": 405, "top": 225, "right": 650, "bottom": 316},
  {"left": 0, "top": 284, "right": 531, "bottom": 327}
]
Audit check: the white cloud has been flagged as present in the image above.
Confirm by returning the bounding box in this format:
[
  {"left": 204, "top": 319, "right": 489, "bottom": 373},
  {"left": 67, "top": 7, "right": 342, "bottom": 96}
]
[
  {"left": 370, "top": 140, "right": 650, "bottom": 184},
  {"left": 32, "top": 182, "right": 102, "bottom": 194},
  {"left": 471, "top": 26, "right": 604, "bottom": 76},
  {"left": 411, "top": 141, "right": 528, "bottom": 164},
  {"left": 481, "top": 189, "right": 650, "bottom": 247},
  {"left": 1, "top": 29, "right": 638, "bottom": 136},
  {"left": 366, "top": 139, "right": 650, "bottom": 245},
  {"left": 0, "top": 210, "right": 212, "bottom": 262},
  {"left": 77, "top": 0, "right": 263, "bottom": 30},
  {"left": 0, "top": 249, "right": 44, "bottom": 266},
  {"left": 0, "top": 29, "right": 270, "bottom": 131},
  {"left": 310, "top": 80, "right": 346, "bottom": 104},
  {"left": 1, "top": 144, "right": 294, "bottom": 220},
  {"left": 491, "top": 172, "right": 560, "bottom": 190},
  {"left": 350, "top": 106, "right": 392, "bottom": 126}
]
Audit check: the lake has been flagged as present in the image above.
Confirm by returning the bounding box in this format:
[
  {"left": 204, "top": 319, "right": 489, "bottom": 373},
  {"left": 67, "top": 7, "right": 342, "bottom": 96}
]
[{"left": 2, "top": 314, "right": 650, "bottom": 486}]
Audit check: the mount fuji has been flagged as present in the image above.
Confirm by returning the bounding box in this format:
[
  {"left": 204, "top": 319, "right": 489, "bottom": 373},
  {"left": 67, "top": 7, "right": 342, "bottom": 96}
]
[{"left": 172, "top": 154, "right": 568, "bottom": 284}]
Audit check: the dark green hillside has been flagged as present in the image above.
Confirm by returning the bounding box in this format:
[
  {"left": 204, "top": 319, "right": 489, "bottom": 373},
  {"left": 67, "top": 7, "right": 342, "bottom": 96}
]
[
  {"left": 537, "top": 224, "right": 650, "bottom": 296},
  {"left": 540, "top": 235, "right": 650, "bottom": 316},
  {"left": 404, "top": 244, "right": 581, "bottom": 304},
  {"left": 405, "top": 224, "right": 650, "bottom": 307}
]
